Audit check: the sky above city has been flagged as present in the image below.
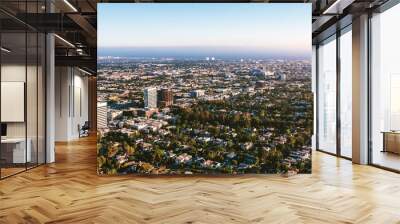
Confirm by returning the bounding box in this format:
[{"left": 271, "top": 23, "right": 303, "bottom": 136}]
[{"left": 98, "top": 4, "right": 311, "bottom": 59}]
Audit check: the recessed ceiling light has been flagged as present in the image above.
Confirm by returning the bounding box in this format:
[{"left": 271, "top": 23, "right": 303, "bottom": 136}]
[
  {"left": 1, "top": 47, "right": 11, "bottom": 53},
  {"left": 54, "top": 34, "right": 75, "bottom": 48},
  {"left": 78, "top": 67, "right": 93, "bottom": 76},
  {"left": 63, "top": 0, "right": 78, "bottom": 12}
]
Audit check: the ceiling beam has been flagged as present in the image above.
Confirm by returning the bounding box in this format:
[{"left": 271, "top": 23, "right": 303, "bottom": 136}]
[
  {"left": 323, "top": 0, "right": 356, "bottom": 14},
  {"left": 67, "top": 13, "right": 97, "bottom": 40},
  {"left": 55, "top": 55, "right": 96, "bottom": 71}
]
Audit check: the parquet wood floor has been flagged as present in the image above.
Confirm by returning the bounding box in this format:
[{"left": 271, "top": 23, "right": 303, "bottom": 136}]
[{"left": 1, "top": 136, "right": 399, "bottom": 223}]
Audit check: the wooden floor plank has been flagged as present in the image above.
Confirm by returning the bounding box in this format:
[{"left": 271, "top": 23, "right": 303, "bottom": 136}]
[{"left": 0, "top": 136, "right": 400, "bottom": 223}]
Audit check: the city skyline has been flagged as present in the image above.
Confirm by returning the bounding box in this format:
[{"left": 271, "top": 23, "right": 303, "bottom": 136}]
[
  {"left": 98, "top": 4, "right": 311, "bottom": 59},
  {"left": 97, "top": 58, "right": 312, "bottom": 175}
]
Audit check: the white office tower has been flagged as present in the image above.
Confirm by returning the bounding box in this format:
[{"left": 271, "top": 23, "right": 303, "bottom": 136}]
[
  {"left": 97, "top": 102, "right": 108, "bottom": 129},
  {"left": 144, "top": 87, "right": 157, "bottom": 108},
  {"left": 279, "top": 73, "right": 287, "bottom": 81},
  {"left": 190, "top": 89, "right": 205, "bottom": 98}
]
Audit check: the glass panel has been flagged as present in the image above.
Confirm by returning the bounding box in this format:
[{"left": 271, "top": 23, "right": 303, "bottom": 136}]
[
  {"left": 318, "top": 36, "right": 337, "bottom": 154},
  {"left": 1, "top": 30, "right": 27, "bottom": 177},
  {"left": 27, "top": 0, "right": 40, "bottom": 169},
  {"left": 371, "top": 4, "right": 400, "bottom": 171},
  {"left": 38, "top": 32, "right": 45, "bottom": 165},
  {"left": 0, "top": 1, "right": 46, "bottom": 178},
  {"left": 340, "top": 29, "right": 352, "bottom": 158},
  {"left": 27, "top": 31, "right": 38, "bottom": 169}
]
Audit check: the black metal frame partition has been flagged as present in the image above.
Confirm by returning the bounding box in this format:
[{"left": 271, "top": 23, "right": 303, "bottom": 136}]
[
  {"left": 315, "top": 23, "right": 353, "bottom": 161},
  {"left": 0, "top": 1, "right": 47, "bottom": 180}
]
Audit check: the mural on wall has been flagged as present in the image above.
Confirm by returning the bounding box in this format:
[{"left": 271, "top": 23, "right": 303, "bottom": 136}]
[{"left": 97, "top": 3, "right": 313, "bottom": 175}]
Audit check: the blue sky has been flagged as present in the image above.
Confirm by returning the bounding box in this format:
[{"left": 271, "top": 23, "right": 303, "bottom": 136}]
[{"left": 98, "top": 4, "right": 311, "bottom": 58}]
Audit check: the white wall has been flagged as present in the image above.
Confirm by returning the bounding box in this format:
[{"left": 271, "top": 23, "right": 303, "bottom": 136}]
[
  {"left": 55, "top": 67, "right": 89, "bottom": 141},
  {"left": 55, "top": 66, "right": 69, "bottom": 141},
  {"left": 1, "top": 63, "right": 46, "bottom": 164},
  {"left": 1, "top": 64, "right": 26, "bottom": 138}
]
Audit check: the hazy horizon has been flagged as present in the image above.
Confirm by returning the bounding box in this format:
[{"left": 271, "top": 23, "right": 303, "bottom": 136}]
[
  {"left": 98, "top": 3, "right": 311, "bottom": 59},
  {"left": 98, "top": 46, "right": 310, "bottom": 60}
]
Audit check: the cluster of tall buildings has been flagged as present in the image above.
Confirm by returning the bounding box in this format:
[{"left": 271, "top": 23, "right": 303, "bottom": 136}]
[
  {"left": 144, "top": 87, "right": 173, "bottom": 109},
  {"left": 250, "top": 66, "right": 287, "bottom": 81}
]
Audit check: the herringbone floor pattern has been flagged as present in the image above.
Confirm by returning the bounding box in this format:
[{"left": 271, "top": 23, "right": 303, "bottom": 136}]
[{"left": 1, "top": 136, "right": 400, "bottom": 224}]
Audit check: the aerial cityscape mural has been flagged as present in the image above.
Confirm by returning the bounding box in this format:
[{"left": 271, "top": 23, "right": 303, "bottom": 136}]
[{"left": 97, "top": 3, "right": 313, "bottom": 175}]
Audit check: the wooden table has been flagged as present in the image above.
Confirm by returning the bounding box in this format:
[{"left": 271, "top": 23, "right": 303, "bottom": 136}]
[{"left": 382, "top": 131, "right": 400, "bottom": 154}]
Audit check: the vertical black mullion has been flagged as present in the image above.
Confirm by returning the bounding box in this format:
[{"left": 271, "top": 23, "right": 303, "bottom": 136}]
[
  {"left": 36, "top": 0, "right": 39, "bottom": 167},
  {"left": 24, "top": 1, "right": 28, "bottom": 170},
  {"left": 25, "top": 0, "right": 28, "bottom": 171},
  {"left": 69, "top": 69, "right": 71, "bottom": 117},
  {"left": 44, "top": 0, "right": 48, "bottom": 164},
  {"left": 367, "top": 11, "right": 373, "bottom": 165},
  {"left": 316, "top": 45, "right": 320, "bottom": 151},
  {"left": 60, "top": 68, "right": 62, "bottom": 117},
  {"left": 44, "top": 35, "right": 47, "bottom": 164},
  {"left": 336, "top": 30, "right": 341, "bottom": 157}
]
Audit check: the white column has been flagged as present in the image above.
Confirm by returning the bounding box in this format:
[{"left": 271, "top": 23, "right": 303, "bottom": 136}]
[
  {"left": 352, "top": 14, "right": 369, "bottom": 164},
  {"left": 46, "top": 33, "right": 55, "bottom": 163}
]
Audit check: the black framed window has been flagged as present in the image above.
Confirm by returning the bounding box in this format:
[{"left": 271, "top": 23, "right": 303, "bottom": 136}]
[
  {"left": 369, "top": 2, "right": 400, "bottom": 172},
  {"left": 339, "top": 25, "right": 352, "bottom": 159},
  {"left": 317, "top": 35, "right": 337, "bottom": 155},
  {"left": 315, "top": 24, "right": 353, "bottom": 159}
]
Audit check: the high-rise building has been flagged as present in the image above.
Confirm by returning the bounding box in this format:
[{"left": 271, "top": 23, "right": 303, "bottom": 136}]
[
  {"left": 190, "top": 90, "right": 205, "bottom": 98},
  {"left": 144, "top": 87, "right": 158, "bottom": 108},
  {"left": 279, "top": 73, "right": 287, "bottom": 81},
  {"left": 97, "top": 102, "right": 108, "bottom": 129},
  {"left": 157, "top": 88, "right": 173, "bottom": 108}
]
